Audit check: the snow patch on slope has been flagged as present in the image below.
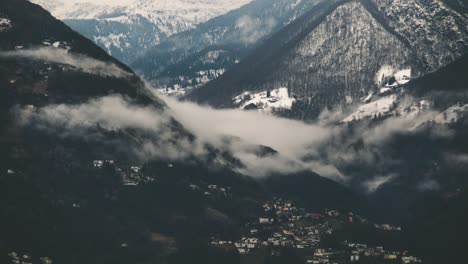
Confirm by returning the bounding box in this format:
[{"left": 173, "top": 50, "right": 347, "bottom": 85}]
[
  {"left": 0, "top": 17, "right": 12, "bottom": 32},
  {"left": 394, "top": 69, "right": 412, "bottom": 85},
  {"left": 156, "top": 69, "right": 226, "bottom": 98},
  {"left": 344, "top": 91, "right": 467, "bottom": 127},
  {"left": 433, "top": 104, "right": 468, "bottom": 124},
  {"left": 375, "top": 65, "right": 412, "bottom": 87},
  {"left": 363, "top": 174, "right": 398, "bottom": 194},
  {"left": 233, "top": 88, "right": 296, "bottom": 113},
  {"left": 343, "top": 95, "right": 398, "bottom": 122},
  {"left": 94, "top": 33, "right": 128, "bottom": 55}
]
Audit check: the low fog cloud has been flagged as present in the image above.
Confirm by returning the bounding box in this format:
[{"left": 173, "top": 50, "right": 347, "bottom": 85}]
[
  {"left": 0, "top": 47, "right": 132, "bottom": 79},
  {"left": 16, "top": 93, "right": 338, "bottom": 179},
  {"left": 15, "top": 86, "right": 456, "bottom": 185},
  {"left": 0, "top": 37, "right": 460, "bottom": 196},
  {"left": 363, "top": 174, "right": 398, "bottom": 194},
  {"left": 162, "top": 96, "right": 330, "bottom": 157},
  {"left": 17, "top": 95, "right": 198, "bottom": 161},
  {"left": 162, "top": 96, "right": 343, "bottom": 179},
  {"left": 18, "top": 95, "right": 166, "bottom": 132},
  {"left": 235, "top": 15, "right": 277, "bottom": 44},
  {"left": 417, "top": 179, "right": 441, "bottom": 192}
]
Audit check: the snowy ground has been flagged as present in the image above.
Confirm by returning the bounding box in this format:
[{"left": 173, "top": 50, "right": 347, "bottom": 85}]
[
  {"left": 154, "top": 68, "right": 226, "bottom": 98},
  {"left": 433, "top": 104, "right": 468, "bottom": 124},
  {"left": 344, "top": 66, "right": 414, "bottom": 122},
  {"left": 157, "top": 86, "right": 187, "bottom": 97},
  {"left": 397, "top": 100, "right": 432, "bottom": 119},
  {"left": 394, "top": 69, "right": 411, "bottom": 85},
  {"left": 343, "top": 95, "right": 398, "bottom": 122},
  {"left": 345, "top": 88, "right": 467, "bottom": 127},
  {"left": 375, "top": 66, "right": 412, "bottom": 88},
  {"left": 233, "top": 87, "right": 296, "bottom": 113},
  {"left": 0, "top": 17, "right": 12, "bottom": 32}
]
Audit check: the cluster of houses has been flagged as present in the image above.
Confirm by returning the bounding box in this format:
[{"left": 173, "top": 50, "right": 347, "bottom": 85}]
[
  {"left": 93, "top": 160, "right": 155, "bottom": 186},
  {"left": 211, "top": 198, "right": 422, "bottom": 263},
  {"left": 189, "top": 183, "right": 232, "bottom": 198},
  {"left": 212, "top": 199, "right": 334, "bottom": 254},
  {"left": 92, "top": 160, "right": 236, "bottom": 196},
  {"left": 374, "top": 223, "right": 402, "bottom": 232},
  {"left": 156, "top": 68, "right": 226, "bottom": 98},
  {"left": 7, "top": 252, "right": 53, "bottom": 264},
  {"left": 92, "top": 160, "right": 237, "bottom": 196},
  {"left": 194, "top": 69, "right": 226, "bottom": 86},
  {"left": 93, "top": 159, "right": 114, "bottom": 168},
  {"left": 41, "top": 40, "right": 72, "bottom": 51},
  {"left": 0, "top": 17, "right": 12, "bottom": 32},
  {"left": 343, "top": 242, "right": 422, "bottom": 263},
  {"left": 7, "top": 40, "right": 76, "bottom": 99},
  {"left": 309, "top": 246, "right": 417, "bottom": 264},
  {"left": 118, "top": 165, "right": 156, "bottom": 186},
  {"left": 157, "top": 85, "right": 187, "bottom": 97},
  {"left": 232, "top": 87, "right": 296, "bottom": 112},
  {"left": 309, "top": 248, "right": 349, "bottom": 263}
]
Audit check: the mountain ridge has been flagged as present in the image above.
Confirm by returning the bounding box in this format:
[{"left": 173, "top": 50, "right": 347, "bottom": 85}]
[
  {"left": 186, "top": 0, "right": 467, "bottom": 120},
  {"left": 131, "top": 0, "right": 329, "bottom": 90},
  {"left": 30, "top": 0, "right": 253, "bottom": 64}
]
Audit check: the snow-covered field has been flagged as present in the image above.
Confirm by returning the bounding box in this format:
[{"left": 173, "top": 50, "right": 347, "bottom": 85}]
[
  {"left": 155, "top": 68, "right": 226, "bottom": 98},
  {"left": 375, "top": 66, "right": 412, "bottom": 87},
  {"left": 233, "top": 88, "right": 296, "bottom": 113},
  {"left": 157, "top": 88, "right": 186, "bottom": 98},
  {"left": 394, "top": 69, "right": 412, "bottom": 85},
  {"left": 343, "top": 95, "right": 398, "bottom": 122},
  {"left": 344, "top": 88, "right": 467, "bottom": 127},
  {"left": 434, "top": 104, "right": 468, "bottom": 124},
  {"left": 0, "top": 17, "right": 12, "bottom": 32}
]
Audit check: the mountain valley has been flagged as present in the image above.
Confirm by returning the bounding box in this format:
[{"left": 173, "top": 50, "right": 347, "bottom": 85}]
[{"left": 1, "top": 1, "right": 468, "bottom": 264}]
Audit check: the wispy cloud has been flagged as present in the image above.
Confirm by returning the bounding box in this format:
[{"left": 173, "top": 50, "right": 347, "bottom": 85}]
[
  {"left": 0, "top": 47, "right": 132, "bottom": 79},
  {"left": 363, "top": 174, "right": 398, "bottom": 194},
  {"left": 235, "top": 15, "right": 277, "bottom": 45},
  {"left": 14, "top": 85, "right": 457, "bottom": 186}
]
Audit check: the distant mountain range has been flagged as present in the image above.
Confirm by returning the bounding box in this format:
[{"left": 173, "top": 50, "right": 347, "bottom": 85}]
[
  {"left": 28, "top": 0, "right": 468, "bottom": 107},
  {"left": 187, "top": 0, "right": 467, "bottom": 119},
  {"left": 29, "top": 0, "right": 252, "bottom": 64},
  {"left": 131, "top": 0, "right": 327, "bottom": 89}
]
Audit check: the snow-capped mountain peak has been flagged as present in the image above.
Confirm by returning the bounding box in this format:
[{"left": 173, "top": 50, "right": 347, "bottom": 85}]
[
  {"left": 30, "top": 0, "right": 253, "bottom": 63},
  {"left": 32, "top": 0, "right": 253, "bottom": 29}
]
